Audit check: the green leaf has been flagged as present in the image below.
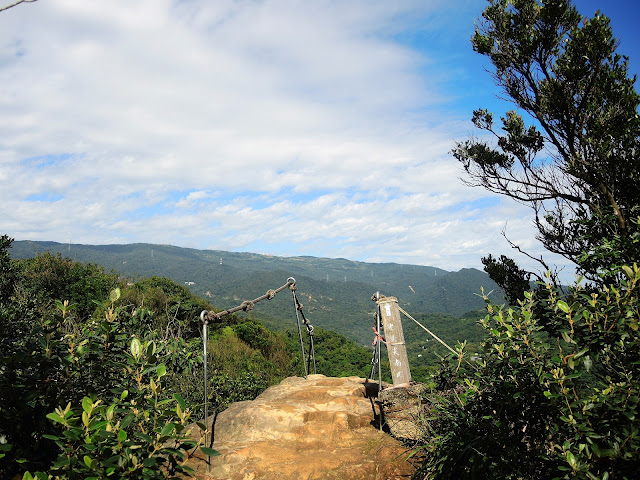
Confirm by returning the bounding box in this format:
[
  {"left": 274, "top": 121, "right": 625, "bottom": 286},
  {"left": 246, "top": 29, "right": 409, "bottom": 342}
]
[
  {"left": 561, "top": 331, "right": 573, "bottom": 344},
  {"left": 118, "top": 429, "right": 127, "bottom": 442},
  {"left": 174, "top": 393, "right": 187, "bottom": 410},
  {"left": 22, "top": 473, "right": 34, "bottom": 480},
  {"left": 130, "top": 338, "right": 142, "bottom": 359},
  {"left": 82, "top": 396, "right": 93, "bottom": 414},
  {"left": 583, "top": 355, "right": 592, "bottom": 372},
  {"left": 121, "top": 413, "right": 135, "bottom": 429},
  {"left": 106, "top": 403, "right": 116, "bottom": 421},
  {"left": 574, "top": 349, "right": 588, "bottom": 359},
  {"left": 134, "top": 433, "right": 153, "bottom": 443},
  {"left": 557, "top": 300, "right": 570, "bottom": 313},
  {"left": 200, "top": 446, "right": 221, "bottom": 457},
  {"left": 83, "top": 455, "right": 93, "bottom": 468},
  {"left": 90, "top": 420, "right": 108, "bottom": 431},
  {"left": 109, "top": 287, "right": 121, "bottom": 302},
  {"left": 157, "top": 363, "right": 166, "bottom": 378},
  {"left": 46, "top": 412, "right": 65, "bottom": 424},
  {"left": 146, "top": 340, "right": 157, "bottom": 357},
  {"left": 160, "top": 422, "right": 176, "bottom": 437}
]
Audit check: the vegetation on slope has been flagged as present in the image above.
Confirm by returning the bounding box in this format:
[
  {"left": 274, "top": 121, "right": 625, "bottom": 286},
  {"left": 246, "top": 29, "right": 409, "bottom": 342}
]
[
  {"left": 10, "top": 239, "right": 506, "bottom": 343},
  {"left": 7, "top": 236, "right": 469, "bottom": 478},
  {"left": 415, "top": 1, "right": 640, "bottom": 478}
]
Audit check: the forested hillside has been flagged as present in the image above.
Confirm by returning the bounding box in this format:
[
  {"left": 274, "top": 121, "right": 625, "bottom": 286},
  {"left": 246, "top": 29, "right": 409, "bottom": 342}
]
[{"left": 10, "top": 240, "right": 504, "bottom": 346}]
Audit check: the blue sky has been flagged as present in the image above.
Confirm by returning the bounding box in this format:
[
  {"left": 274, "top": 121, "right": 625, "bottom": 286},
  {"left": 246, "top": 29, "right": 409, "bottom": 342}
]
[{"left": 0, "top": 0, "right": 638, "bottom": 281}]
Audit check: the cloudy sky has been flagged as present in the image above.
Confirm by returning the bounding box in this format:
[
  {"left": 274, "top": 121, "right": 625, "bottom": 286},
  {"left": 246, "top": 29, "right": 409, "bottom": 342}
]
[{"left": 1, "top": 0, "right": 638, "bottom": 280}]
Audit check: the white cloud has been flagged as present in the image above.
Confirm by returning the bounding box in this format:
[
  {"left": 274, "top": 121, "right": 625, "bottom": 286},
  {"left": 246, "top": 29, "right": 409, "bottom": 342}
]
[{"left": 0, "top": 0, "right": 580, "bottom": 282}]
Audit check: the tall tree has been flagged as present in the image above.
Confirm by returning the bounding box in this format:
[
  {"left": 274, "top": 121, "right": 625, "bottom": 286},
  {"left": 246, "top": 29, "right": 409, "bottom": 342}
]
[{"left": 452, "top": 0, "right": 640, "bottom": 287}]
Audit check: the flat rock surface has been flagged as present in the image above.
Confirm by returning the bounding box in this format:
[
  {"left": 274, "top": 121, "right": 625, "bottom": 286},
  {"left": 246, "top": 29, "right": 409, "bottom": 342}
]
[{"left": 186, "top": 374, "right": 417, "bottom": 479}]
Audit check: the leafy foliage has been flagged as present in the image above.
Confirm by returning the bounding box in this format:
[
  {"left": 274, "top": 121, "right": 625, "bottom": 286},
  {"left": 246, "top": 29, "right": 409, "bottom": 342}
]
[
  {"left": 30, "top": 337, "right": 216, "bottom": 480},
  {"left": 0, "top": 239, "right": 295, "bottom": 478},
  {"left": 0, "top": 234, "right": 18, "bottom": 303},
  {"left": 418, "top": 267, "right": 640, "bottom": 479},
  {"left": 482, "top": 253, "right": 532, "bottom": 305},
  {"left": 116, "top": 275, "right": 212, "bottom": 339},
  {"left": 16, "top": 252, "right": 119, "bottom": 320},
  {"left": 419, "top": 3, "right": 640, "bottom": 477},
  {"left": 0, "top": 265, "right": 208, "bottom": 477},
  {"left": 453, "top": 0, "right": 640, "bottom": 284}
]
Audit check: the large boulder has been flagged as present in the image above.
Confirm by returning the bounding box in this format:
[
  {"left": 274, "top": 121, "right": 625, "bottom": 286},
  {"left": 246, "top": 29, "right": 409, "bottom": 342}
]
[{"left": 185, "top": 374, "right": 417, "bottom": 479}]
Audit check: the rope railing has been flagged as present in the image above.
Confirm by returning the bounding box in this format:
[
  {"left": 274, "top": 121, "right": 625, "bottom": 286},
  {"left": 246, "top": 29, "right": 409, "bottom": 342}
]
[
  {"left": 200, "top": 278, "right": 294, "bottom": 323},
  {"left": 198, "top": 277, "right": 315, "bottom": 472}
]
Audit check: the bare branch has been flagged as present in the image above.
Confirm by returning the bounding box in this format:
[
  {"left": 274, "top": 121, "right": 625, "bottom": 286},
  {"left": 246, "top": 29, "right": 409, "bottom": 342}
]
[
  {"left": 501, "top": 227, "right": 563, "bottom": 287},
  {"left": 0, "top": 0, "right": 37, "bottom": 13}
]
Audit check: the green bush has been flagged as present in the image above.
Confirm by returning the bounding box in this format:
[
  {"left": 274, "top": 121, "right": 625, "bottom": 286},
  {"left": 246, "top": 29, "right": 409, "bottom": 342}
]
[
  {"left": 0, "top": 281, "right": 208, "bottom": 478},
  {"left": 24, "top": 337, "right": 216, "bottom": 480},
  {"left": 417, "top": 266, "right": 640, "bottom": 479},
  {"left": 116, "top": 276, "right": 213, "bottom": 339},
  {"left": 16, "top": 252, "right": 119, "bottom": 320}
]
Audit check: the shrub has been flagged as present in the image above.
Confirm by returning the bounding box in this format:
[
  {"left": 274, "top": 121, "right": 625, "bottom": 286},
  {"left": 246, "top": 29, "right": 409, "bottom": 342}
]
[
  {"left": 24, "top": 337, "right": 217, "bottom": 480},
  {"left": 417, "top": 266, "right": 640, "bottom": 479}
]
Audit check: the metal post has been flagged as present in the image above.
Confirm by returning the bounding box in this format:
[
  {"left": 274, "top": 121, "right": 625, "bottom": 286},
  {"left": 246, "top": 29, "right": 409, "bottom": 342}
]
[
  {"left": 200, "top": 311, "right": 210, "bottom": 472},
  {"left": 292, "top": 292, "right": 308, "bottom": 379}
]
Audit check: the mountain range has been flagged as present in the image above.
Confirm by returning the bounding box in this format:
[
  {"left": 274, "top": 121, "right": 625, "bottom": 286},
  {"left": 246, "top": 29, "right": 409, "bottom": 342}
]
[{"left": 10, "top": 240, "right": 504, "bottom": 344}]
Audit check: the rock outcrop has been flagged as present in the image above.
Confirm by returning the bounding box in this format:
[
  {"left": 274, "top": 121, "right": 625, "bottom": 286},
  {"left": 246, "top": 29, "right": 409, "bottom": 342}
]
[{"left": 186, "top": 374, "right": 417, "bottom": 479}]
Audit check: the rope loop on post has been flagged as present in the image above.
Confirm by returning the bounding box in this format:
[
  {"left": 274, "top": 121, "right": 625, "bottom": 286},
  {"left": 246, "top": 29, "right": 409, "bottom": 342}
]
[{"left": 200, "top": 310, "right": 221, "bottom": 324}]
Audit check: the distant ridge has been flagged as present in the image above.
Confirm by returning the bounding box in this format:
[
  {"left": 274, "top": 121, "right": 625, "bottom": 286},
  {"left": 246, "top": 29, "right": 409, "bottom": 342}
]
[{"left": 10, "top": 240, "right": 504, "bottom": 343}]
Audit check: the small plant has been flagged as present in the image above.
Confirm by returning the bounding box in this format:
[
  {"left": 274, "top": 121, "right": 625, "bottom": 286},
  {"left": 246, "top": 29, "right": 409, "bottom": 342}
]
[{"left": 23, "top": 338, "right": 218, "bottom": 480}]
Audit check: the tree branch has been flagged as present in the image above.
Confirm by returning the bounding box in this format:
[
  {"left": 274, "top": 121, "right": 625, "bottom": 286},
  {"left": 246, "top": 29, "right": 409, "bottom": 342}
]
[{"left": 0, "top": 0, "right": 37, "bottom": 13}]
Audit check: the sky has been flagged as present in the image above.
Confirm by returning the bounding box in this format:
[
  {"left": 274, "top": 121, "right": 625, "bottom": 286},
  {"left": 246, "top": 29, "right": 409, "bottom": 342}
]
[{"left": 0, "top": 0, "right": 638, "bottom": 282}]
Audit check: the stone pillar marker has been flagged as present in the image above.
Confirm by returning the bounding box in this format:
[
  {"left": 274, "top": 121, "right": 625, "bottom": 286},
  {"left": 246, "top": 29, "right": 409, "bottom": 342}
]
[{"left": 376, "top": 296, "right": 411, "bottom": 385}]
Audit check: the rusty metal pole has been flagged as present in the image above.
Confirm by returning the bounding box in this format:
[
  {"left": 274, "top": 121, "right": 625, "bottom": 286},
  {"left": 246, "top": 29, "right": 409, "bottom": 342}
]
[{"left": 375, "top": 296, "right": 411, "bottom": 385}]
